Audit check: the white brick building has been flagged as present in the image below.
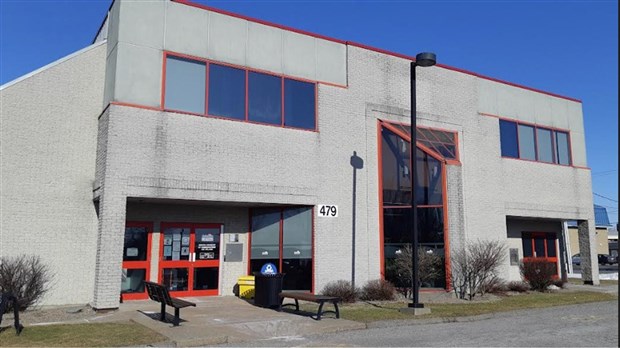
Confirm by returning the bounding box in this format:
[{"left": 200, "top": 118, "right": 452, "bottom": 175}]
[{"left": 0, "top": 0, "right": 599, "bottom": 309}]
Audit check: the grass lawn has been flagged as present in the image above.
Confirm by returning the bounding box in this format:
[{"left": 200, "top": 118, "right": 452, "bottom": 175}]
[
  {"left": 328, "top": 291, "right": 618, "bottom": 323},
  {"left": 0, "top": 320, "right": 168, "bottom": 347}
]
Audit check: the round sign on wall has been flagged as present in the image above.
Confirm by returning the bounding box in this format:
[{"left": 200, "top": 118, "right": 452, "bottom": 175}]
[{"left": 260, "top": 263, "right": 277, "bottom": 275}]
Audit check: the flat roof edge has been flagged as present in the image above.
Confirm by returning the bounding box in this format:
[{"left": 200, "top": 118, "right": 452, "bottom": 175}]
[
  {"left": 0, "top": 40, "right": 107, "bottom": 91},
  {"left": 174, "top": 0, "right": 582, "bottom": 104}
]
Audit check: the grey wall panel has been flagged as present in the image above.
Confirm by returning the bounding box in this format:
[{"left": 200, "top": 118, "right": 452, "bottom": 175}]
[
  {"left": 114, "top": 43, "right": 162, "bottom": 107},
  {"left": 316, "top": 39, "right": 347, "bottom": 86},
  {"left": 103, "top": 44, "right": 118, "bottom": 107},
  {"left": 106, "top": 0, "right": 120, "bottom": 57},
  {"left": 164, "top": 1, "right": 209, "bottom": 58},
  {"left": 117, "top": 0, "right": 165, "bottom": 50},
  {"left": 0, "top": 43, "right": 106, "bottom": 305},
  {"left": 208, "top": 11, "right": 247, "bottom": 66},
  {"left": 567, "top": 102, "right": 585, "bottom": 134},
  {"left": 247, "top": 22, "right": 283, "bottom": 74},
  {"left": 570, "top": 131, "right": 588, "bottom": 167},
  {"left": 282, "top": 31, "right": 316, "bottom": 81},
  {"left": 550, "top": 99, "right": 570, "bottom": 129}
]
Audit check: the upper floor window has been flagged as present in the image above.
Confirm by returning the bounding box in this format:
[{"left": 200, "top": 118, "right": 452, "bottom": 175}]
[
  {"left": 499, "top": 119, "right": 572, "bottom": 165},
  {"left": 163, "top": 53, "right": 317, "bottom": 131}
]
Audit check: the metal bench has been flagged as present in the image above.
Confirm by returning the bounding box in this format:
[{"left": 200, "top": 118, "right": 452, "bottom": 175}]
[
  {"left": 278, "top": 291, "right": 340, "bottom": 320},
  {"left": 144, "top": 281, "right": 196, "bottom": 326}
]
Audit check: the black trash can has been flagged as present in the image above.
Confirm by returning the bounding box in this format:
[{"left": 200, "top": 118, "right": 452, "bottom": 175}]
[{"left": 253, "top": 273, "right": 285, "bottom": 308}]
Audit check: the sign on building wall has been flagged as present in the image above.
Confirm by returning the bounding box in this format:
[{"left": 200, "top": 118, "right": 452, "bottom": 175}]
[{"left": 317, "top": 205, "right": 338, "bottom": 217}]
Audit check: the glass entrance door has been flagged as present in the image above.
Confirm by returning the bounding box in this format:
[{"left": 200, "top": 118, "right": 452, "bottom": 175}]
[{"left": 159, "top": 223, "right": 221, "bottom": 296}]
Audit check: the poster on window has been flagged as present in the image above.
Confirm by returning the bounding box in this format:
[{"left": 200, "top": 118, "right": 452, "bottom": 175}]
[
  {"left": 163, "top": 246, "right": 172, "bottom": 257},
  {"left": 172, "top": 233, "right": 181, "bottom": 241},
  {"left": 163, "top": 236, "right": 172, "bottom": 245},
  {"left": 196, "top": 242, "right": 218, "bottom": 259},
  {"left": 181, "top": 236, "right": 190, "bottom": 246},
  {"left": 172, "top": 241, "right": 180, "bottom": 252},
  {"left": 181, "top": 247, "right": 190, "bottom": 256}
]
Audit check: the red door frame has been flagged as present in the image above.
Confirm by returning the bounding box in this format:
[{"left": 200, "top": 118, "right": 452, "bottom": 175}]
[
  {"left": 122, "top": 221, "right": 153, "bottom": 301},
  {"left": 522, "top": 232, "right": 559, "bottom": 276},
  {"left": 159, "top": 222, "right": 222, "bottom": 297}
]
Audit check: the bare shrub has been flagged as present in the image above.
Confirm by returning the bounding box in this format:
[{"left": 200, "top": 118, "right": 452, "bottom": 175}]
[
  {"left": 0, "top": 255, "right": 53, "bottom": 312},
  {"left": 506, "top": 281, "right": 530, "bottom": 293},
  {"left": 450, "top": 240, "right": 506, "bottom": 300},
  {"left": 481, "top": 277, "right": 507, "bottom": 295},
  {"left": 392, "top": 245, "right": 444, "bottom": 298},
  {"left": 320, "top": 280, "right": 359, "bottom": 303},
  {"left": 359, "top": 279, "right": 396, "bottom": 301},
  {"left": 520, "top": 259, "right": 556, "bottom": 291}
]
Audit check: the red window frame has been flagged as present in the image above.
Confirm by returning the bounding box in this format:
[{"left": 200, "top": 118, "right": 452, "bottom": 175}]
[
  {"left": 522, "top": 232, "right": 559, "bottom": 276},
  {"left": 500, "top": 118, "right": 573, "bottom": 166},
  {"left": 161, "top": 51, "right": 318, "bottom": 132},
  {"left": 247, "top": 207, "right": 315, "bottom": 293},
  {"left": 377, "top": 120, "right": 452, "bottom": 290},
  {"left": 121, "top": 221, "right": 153, "bottom": 301}
]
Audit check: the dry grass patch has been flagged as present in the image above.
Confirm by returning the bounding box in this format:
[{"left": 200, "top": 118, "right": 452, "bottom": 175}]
[
  {"left": 566, "top": 278, "right": 618, "bottom": 286},
  {"left": 326, "top": 291, "right": 617, "bottom": 323},
  {"left": 0, "top": 320, "right": 167, "bottom": 347}
]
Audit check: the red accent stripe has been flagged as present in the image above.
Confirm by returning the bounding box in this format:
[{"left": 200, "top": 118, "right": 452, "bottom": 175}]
[{"left": 172, "top": 0, "right": 582, "bottom": 103}]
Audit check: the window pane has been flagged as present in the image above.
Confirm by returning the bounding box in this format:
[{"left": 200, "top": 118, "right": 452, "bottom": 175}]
[
  {"left": 124, "top": 227, "right": 148, "bottom": 261},
  {"left": 383, "top": 208, "right": 412, "bottom": 246},
  {"left": 555, "top": 131, "right": 571, "bottom": 165},
  {"left": 522, "top": 236, "right": 533, "bottom": 257},
  {"left": 415, "top": 149, "right": 442, "bottom": 205},
  {"left": 251, "top": 209, "right": 280, "bottom": 259},
  {"left": 536, "top": 128, "right": 554, "bottom": 163},
  {"left": 282, "top": 207, "right": 312, "bottom": 259},
  {"left": 248, "top": 72, "right": 281, "bottom": 125},
  {"left": 534, "top": 237, "right": 545, "bottom": 257},
  {"left": 382, "top": 129, "right": 411, "bottom": 206},
  {"left": 499, "top": 120, "right": 519, "bottom": 158},
  {"left": 284, "top": 78, "right": 316, "bottom": 130},
  {"left": 208, "top": 64, "right": 245, "bottom": 120},
  {"left": 162, "top": 268, "right": 188, "bottom": 291},
  {"left": 193, "top": 267, "right": 219, "bottom": 290},
  {"left": 282, "top": 258, "right": 312, "bottom": 290},
  {"left": 162, "top": 228, "right": 190, "bottom": 261},
  {"left": 417, "top": 208, "right": 444, "bottom": 244},
  {"left": 121, "top": 268, "right": 146, "bottom": 293},
  {"left": 164, "top": 56, "right": 206, "bottom": 114},
  {"left": 546, "top": 235, "right": 557, "bottom": 257},
  {"left": 518, "top": 124, "right": 536, "bottom": 160}
]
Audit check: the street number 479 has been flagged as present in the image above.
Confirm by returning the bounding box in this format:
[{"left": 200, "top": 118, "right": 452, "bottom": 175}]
[{"left": 318, "top": 205, "right": 338, "bottom": 217}]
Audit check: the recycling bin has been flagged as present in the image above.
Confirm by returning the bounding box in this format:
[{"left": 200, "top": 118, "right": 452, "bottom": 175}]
[
  {"left": 237, "top": 275, "right": 255, "bottom": 299},
  {"left": 253, "top": 273, "right": 285, "bottom": 308}
]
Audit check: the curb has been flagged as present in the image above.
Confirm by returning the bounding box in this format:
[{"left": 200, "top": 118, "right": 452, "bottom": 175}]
[{"left": 365, "top": 313, "right": 496, "bottom": 329}]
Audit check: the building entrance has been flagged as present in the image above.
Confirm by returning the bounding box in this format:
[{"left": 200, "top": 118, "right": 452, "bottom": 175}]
[{"left": 159, "top": 223, "right": 221, "bottom": 296}]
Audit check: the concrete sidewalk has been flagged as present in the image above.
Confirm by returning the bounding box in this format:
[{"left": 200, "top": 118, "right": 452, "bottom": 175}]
[{"left": 90, "top": 296, "right": 365, "bottom": 346}]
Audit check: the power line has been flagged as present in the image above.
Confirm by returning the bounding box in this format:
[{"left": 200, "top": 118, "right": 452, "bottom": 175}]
[{"left": 594, "top": 192, "right": 618, "bottom": 203}]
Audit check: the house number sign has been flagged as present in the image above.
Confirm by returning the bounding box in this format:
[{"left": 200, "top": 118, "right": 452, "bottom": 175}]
[{"left": 317, "top": 205, "right": 338, "bottom": 217}]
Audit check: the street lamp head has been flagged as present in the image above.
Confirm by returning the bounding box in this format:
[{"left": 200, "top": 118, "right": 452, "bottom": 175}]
[{"left": 415, "top": 52, "right": 436, "bottom": 67}]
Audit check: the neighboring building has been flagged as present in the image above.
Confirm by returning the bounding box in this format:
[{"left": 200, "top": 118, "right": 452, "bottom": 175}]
[
  {"left": 607, "top": 225, "right": 618, "bottom": 258},
  {"left": 0, "top": 0, "right": 600, "bottom": 309},
  {"left": 567, "top": 205, "right": 612, "bottom": 258}
]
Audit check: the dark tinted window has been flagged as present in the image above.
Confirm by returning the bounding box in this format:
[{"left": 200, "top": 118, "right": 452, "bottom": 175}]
[
  {"left": 382, "top": 129, "right": 412, "bottom": 206},
  {"left": 208, "top": 64, "right": 245, "bottom": 120},
  {"left": 555, "top": 131, "right": 571, "bottom": 165},
  {"left": 415, "top": 149, "right": 442, "bottom": 206},
  {"left": 248, "top": 72, "right": 281, "bottom": 125},
  {"left": 499, "top": 120, "right": 519, "bottom": 158},
  {"left": 536, "top": 128, "right": 554, "bottom": 163},
  {"left": 250, "top": 209, "right": 280, "bottom": 260},
  {"left": 522, "top": 235, "right": 533, "bottom": 257},
  {"left": 284, "top": 78, "right": 316, "bottom": 130},
  {"left": 534, "top": 237, "right": 545, "bottom": 257},
  {"left": 546, "top": 235, "right": 556, "bottom": 257},
  {"left": 164, "top": 56, "right": 206, "bottom": 114},
  {"left": 417, "top": 208, "right": 444, "bottom": 244},
  {"left": 124, "top": 227, "right": 148, "bottom": 261},
  {"left": 383, "top": 208, "right": 412, "bottom": 245}
]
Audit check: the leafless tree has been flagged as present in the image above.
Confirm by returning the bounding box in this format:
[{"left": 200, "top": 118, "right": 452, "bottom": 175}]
[
  {"left": 451, "top": 240, "right": 506, "bottom": 300},
  {"left": 0, "top": 255, "right": 53, "bottom": 312},
  {"left": 393, "top": 244, "right": 443, "bottom": 298}
]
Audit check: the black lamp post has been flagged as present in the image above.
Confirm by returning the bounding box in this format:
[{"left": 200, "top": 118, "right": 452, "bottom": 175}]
[{"left": 409, "top": 52, "right": 436, "bottom": 309}]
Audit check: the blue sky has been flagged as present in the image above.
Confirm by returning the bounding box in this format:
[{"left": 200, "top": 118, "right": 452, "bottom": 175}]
[{"left": 1, "top": 0, "right": 617, "bottom": 224}]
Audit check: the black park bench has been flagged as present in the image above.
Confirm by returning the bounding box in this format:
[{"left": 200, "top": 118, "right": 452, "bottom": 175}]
[
  {"left": 144, "top": 281, "right": 196, "bottom": 326},
  {"left": 278, "top": 291, "right": 340, "bottom": 320}
]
